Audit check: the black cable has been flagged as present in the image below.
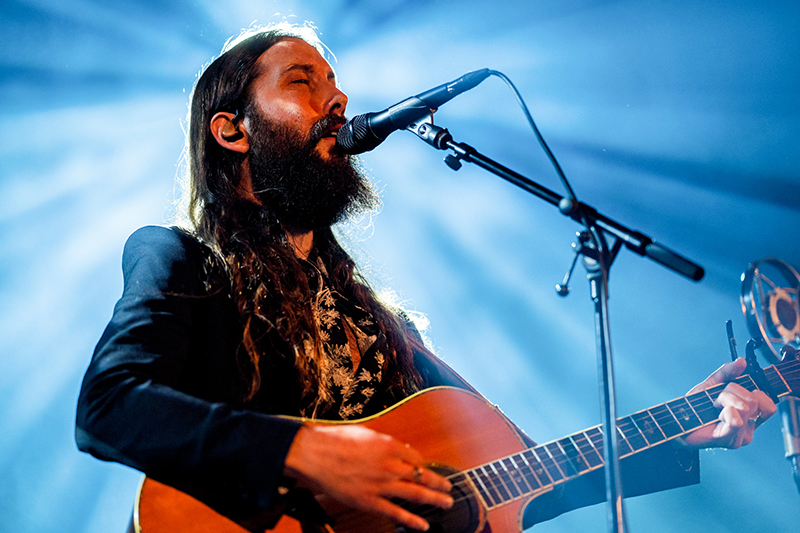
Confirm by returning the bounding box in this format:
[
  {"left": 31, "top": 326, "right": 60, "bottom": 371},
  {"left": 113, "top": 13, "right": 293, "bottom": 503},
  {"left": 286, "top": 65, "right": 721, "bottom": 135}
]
[
  {"left": 488, "top": 69, "right": 608, "bottom": 287},
  {"left": 487, "top": 70, "right": 578, "bottom": 202}
]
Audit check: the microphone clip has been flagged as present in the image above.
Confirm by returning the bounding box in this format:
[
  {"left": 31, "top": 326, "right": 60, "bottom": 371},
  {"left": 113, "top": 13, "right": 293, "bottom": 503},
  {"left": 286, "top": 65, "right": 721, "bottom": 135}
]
[
  {"left": 406, "top": 116, "right": 452, "bottom": 150},
  {"left": 407, "top": 116, "right": 482, "bottom": 174}
]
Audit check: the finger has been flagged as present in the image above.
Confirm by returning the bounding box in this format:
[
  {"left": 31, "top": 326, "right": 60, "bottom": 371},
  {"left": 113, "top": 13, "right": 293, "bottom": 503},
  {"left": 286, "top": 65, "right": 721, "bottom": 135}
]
[
  {"left": 384, "top": 479, "right": 454, "bottom": 510},
  {"left": 405, "top": 465, "right": 452, "bottom": 493},
  {"left": 714, "top": 389, "right": 754, "bottom": 418},
  {"left": 715, "top": 358, "right": 747, "bottom": 382},
  {"left": 377, "top": 441, "right": 424, "bottom": 480},
  {"left": 367, "top": 495, "right": 430, "bottom": 531},
  {"left": 387, "top": 457, "right": 451, "bottom": 494},
  {"left": 729, "top": 422, "right": 755, "bottom": 449},
  {"left": 688, "top": 358, "right": 747, "bottom": 393},
  {"left": 710, "top": 409, "right": 743, "bottom": 449},
  {"left": 754, "top": 391, "right": 778, "bottom": 421},
  {"left": 398, "top": 441, "right": 425, "bottom": 466},
  {"left": 396, "top": 443, "right": 451, "bottom": 492},
  {"left": 720, "top": 381, "right": 755, "bottom": 400},
  {"left": 718, "top": 402, "right": 746, "bottom": 430},
  {"left": 710, "top": 404, "right": 744, "bottom": 446},
  {"left": 720, "top": 383, "right": 777, "bottom": 425},
  {"left": 717, "top": 382, "right": 767, "bottom": 417}
]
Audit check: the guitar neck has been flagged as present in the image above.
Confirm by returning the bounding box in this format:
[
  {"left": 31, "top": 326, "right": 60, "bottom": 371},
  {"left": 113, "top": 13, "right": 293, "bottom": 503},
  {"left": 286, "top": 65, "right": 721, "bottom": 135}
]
[{"left": 458, "top": 358, "right": 800, "bottom": 510}]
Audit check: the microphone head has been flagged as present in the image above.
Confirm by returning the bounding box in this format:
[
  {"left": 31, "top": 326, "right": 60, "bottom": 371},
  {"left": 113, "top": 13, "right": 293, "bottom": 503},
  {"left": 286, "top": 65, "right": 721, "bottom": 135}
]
[
  {"left": 336, "top": 114, "right": 381, "bottom": 154},
  {"left": 336, "top": 68, "right": 492, "bottom": 155}
]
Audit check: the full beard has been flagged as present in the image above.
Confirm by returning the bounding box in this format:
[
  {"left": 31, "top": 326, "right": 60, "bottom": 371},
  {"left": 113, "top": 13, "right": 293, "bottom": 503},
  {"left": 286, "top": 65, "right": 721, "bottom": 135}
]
[{"left": 247, "top": 110, "right": 378, "bottom": 232}]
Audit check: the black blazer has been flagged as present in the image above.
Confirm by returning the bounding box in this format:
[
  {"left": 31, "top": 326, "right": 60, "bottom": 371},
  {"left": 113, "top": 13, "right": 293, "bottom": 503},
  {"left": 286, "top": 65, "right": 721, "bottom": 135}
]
[{"left": 75, "top": 225, "right": 699, "bottom": 526}]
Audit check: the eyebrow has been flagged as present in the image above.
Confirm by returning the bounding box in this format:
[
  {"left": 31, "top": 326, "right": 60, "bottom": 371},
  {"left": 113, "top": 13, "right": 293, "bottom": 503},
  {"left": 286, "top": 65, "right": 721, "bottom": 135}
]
[{"left": 282, "top": 63, "right": 336, "bottom": 82}]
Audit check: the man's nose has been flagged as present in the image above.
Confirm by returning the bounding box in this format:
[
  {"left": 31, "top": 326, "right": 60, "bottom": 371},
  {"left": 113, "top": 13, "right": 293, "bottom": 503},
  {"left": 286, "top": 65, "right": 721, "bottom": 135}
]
[{"left": 324, "top": 85, "right": 348, "bottom": 116}]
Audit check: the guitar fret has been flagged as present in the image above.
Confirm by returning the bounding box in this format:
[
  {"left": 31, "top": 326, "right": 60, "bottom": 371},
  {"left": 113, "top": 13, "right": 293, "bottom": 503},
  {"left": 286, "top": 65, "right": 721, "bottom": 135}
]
[
  {"left": 630, "top": 410, "right": 666, "bottom": 446},
  {"left": 587, "top": 427, "right": 606, "bottom": 458},
  {"left": 450, "top": 472, "right": 470, "bottom": 489},
  {"left": 687, "top": 391, "right": 720, "bottom": 425},
  {"left": 481, "top": 465, "right": 509, "bottom": 503},
  {"left": 507, "top": 455, "right": 537, "bottom": 493},
  {"left": 648, "top": 404, "right": 683, "bottom": 439},
  {"left": 617, "top": 417, "right": 649, "bottom": 452},
  {"left": 765, "top": 365, "right": 791, "bottom": 396},
  {"left": 588, "top": 426, "right": 634, "bottom": 457},
  {"left": 480, "top": 465, "right": 508, "bottom": 503},
  {"left": 468, "top": 468, "right": 499, "bottom": 506},
  {"left": 519, "top": 451, "right": 549, "bottom": 488},
  {"left": 501, "top": 457, "right": 530, "bottom": 494},
  {"left": 557, "top": 437, "right": 591, "bottom": 474},
  {"left": 450, "top": 471, "right": 475, "bottom": 506},
  {"left": 736, "top": 375, "right": 757, "bottom": 394},
  {"left": 466, "top": 469, "right": 495, "bottom": 506},
  {"left": 613, "top": 426, "right": 635, "bottom": 456},
  {"left": 666, "top": 397, "right": 702, "bottom": 432},
  {"left": 545, "top": 442, "right": 577, "bottom": 477},
  {"left": 571, "top": 432, "right": 603, "bottom": 467},
  {"left": 489, "top": 462, "right": 520, "bottom": 500},
  {"left": 531, "top": 447, "right": 564, "bottom": 482}
]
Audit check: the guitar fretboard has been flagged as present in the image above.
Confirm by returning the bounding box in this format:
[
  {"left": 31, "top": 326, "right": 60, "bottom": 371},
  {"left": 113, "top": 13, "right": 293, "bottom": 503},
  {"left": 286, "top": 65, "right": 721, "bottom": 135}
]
[{"left": 450, "top": 358, "right": 799, "bottom": 509}]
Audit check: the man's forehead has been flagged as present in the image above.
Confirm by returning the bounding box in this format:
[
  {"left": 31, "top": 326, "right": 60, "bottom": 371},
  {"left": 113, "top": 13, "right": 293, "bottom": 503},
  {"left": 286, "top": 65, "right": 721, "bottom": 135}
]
[{"left": 256, "top": 38, "right": 334, "bottom": 79}]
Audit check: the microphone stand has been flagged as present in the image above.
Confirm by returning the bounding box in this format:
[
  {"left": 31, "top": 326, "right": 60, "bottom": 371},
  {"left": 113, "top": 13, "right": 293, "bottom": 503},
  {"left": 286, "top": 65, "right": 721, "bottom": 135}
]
[{"left": 406, "top": 119, "right": 704, "bottom": 533}]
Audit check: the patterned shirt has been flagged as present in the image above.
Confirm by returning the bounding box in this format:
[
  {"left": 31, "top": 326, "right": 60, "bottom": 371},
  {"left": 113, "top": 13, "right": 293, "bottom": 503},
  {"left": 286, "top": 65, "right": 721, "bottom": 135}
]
[{"left": 300, "top": 257, "right": 387, "bottom": 420}]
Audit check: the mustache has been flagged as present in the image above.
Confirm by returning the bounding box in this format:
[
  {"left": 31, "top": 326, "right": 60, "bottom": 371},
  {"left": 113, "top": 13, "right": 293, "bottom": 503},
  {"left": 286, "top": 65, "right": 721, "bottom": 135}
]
[{"left": 308, "top": 114, "right": 347, "bottom": 145}]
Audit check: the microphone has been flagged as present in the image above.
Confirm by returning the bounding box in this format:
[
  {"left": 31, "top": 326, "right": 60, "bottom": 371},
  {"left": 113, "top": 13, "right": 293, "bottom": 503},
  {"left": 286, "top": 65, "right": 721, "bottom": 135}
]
[
  {"left": 336, "top": 68, "right": 491, "bottom": 154},
  {"left": 781, "top": 394, "right": 800, "bottom": 496},
  {"left": 780, "top": 345, "right": 800, "bottom": 494},
  {"left": 781, "top": 397, "right": 800, "bottom": 494}
]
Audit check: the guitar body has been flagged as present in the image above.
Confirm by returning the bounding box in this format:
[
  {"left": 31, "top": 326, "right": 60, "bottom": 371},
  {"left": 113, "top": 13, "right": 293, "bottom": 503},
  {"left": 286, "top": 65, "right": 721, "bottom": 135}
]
[
  {"left": 135, "top": 387, "right": 541, "bottom": 533},
  {"left": 133, "top": 356, "right": 800, "bottom": 533}
]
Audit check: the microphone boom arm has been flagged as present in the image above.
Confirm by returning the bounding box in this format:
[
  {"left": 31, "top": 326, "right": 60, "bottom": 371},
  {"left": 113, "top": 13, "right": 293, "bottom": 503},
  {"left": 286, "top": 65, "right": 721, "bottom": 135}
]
[{"left": 406, "top": 119, "right": 705, "bottom": 282}]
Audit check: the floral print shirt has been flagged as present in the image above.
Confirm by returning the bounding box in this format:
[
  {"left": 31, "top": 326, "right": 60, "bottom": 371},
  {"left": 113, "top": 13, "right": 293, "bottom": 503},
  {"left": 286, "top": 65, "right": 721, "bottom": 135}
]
[{"left": 301, "top": 258, "right": 387, "bottom": 420}]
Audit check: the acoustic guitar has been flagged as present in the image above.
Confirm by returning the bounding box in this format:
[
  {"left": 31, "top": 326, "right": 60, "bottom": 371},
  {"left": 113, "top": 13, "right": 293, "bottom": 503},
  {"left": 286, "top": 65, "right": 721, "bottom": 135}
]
[{"left": 134, "top": 356, "right": 799, "bottom": 533}]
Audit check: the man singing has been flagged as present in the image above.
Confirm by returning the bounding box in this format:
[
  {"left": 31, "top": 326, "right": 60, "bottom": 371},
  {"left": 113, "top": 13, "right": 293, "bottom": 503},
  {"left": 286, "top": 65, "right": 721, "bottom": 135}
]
[{"left": 76, "top": 23, "right": 775, "bottom": 532}]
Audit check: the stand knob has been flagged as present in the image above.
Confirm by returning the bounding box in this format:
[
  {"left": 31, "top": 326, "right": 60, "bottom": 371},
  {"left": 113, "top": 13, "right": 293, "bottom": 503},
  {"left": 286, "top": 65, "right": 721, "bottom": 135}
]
[
  {"left": 444, "top": 154, "right": 462, "bottom": 171},
  {"left": 556, "top": 232, "right": 590, "bottom": 297}
]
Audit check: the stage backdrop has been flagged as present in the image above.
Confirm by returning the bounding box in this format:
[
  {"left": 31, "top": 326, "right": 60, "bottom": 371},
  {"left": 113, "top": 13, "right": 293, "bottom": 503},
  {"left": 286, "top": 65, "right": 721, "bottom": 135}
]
[{"left": 1, "top": 1, "right": 798, "bottom": 532}]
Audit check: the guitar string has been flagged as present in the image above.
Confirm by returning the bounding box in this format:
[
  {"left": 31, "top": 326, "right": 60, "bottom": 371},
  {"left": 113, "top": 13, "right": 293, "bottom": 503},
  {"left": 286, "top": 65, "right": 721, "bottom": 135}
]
[
  {"left": 406, "top": 365, "right": 798, "bottom": 518},
  {"left": 404, "top": 361, "right": 800, "bottom": 518},
  {"left": 333, "top": 359, "right": 800, "bottom": 527}
]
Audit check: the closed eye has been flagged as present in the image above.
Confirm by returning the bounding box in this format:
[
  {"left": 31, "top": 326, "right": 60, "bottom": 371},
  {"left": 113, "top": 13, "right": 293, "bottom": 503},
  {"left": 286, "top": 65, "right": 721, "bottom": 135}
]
[{"left": 291, "top": 78, "right": 310, "bottom": 85}]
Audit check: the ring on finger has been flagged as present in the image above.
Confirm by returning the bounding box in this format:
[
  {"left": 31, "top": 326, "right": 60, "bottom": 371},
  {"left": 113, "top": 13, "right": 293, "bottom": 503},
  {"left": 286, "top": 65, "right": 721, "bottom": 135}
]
[{"left": 413, "top": 466, "right": 423, "bottom": 484}]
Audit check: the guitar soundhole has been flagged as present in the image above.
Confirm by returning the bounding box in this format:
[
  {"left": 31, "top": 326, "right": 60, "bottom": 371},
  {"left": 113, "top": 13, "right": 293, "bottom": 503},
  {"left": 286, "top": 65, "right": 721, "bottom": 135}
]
[{"left": 397, "top": 465, "right": 482, "bottom": 533}]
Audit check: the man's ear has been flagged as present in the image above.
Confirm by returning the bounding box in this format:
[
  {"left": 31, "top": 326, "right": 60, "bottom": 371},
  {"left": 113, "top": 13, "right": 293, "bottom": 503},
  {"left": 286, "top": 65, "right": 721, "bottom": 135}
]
[{"left": 210, "top": 112, "right": 249, "bottom": 153}]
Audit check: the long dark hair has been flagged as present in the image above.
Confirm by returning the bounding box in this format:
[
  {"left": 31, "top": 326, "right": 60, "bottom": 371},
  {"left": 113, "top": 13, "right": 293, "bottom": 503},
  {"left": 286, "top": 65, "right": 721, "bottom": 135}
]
[{"left": 184, "top": 24, "right": 426, "bottom": 414}]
